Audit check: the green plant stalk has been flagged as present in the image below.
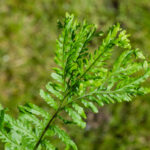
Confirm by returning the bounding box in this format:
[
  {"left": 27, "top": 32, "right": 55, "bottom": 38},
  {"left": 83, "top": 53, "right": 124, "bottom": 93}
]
[{"left": 33, "top": 93, "right": 68, "bottom": 150}]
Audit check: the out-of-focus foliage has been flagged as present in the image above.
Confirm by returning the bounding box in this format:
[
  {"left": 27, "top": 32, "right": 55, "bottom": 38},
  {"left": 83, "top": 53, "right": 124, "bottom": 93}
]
[{"left": 0, "top": 0, "right": 150, "bottom": 149}]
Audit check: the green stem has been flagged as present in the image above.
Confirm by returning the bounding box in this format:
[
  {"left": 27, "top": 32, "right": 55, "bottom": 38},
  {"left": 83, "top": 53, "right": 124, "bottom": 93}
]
[
  {"left": 33, "top": 92, "right": 69, "bottom": 150},
  {"left": 33, "top": 109, "right": 60, "bottom": 150}
]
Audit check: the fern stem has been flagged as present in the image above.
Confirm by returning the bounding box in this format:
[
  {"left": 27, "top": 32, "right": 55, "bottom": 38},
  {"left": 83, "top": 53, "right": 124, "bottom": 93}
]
[
  {"left": 33, "top": 92, "right": 70, "bottom": 150},
  {"left": 79, "top": 50, "right": 104, "bottom": 79},
  {"left": 33, "top": 108, "right": 60, "bottom": 150}
]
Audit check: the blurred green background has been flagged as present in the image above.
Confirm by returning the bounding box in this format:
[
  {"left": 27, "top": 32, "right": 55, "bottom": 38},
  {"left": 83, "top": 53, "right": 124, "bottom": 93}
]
[{"left": 0, "top": 0, "right": 150, "bottom": 149}]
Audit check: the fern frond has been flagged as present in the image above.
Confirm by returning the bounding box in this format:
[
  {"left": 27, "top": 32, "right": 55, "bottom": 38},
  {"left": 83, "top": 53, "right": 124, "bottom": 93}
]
[{"left": 0, "top": 13, "right": 150, "bottom": 150}]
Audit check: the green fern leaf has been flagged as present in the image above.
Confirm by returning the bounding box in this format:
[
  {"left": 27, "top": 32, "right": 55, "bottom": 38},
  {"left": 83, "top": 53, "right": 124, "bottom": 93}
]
[
  {"left": 40, "top": 89, "right": 58, "bottom": 110},
  {"left": 0, "top": 13, "right": 150, "bottom": 150},
  {"left": 50, "top": 125, "right": 77, "bottom": 150}
]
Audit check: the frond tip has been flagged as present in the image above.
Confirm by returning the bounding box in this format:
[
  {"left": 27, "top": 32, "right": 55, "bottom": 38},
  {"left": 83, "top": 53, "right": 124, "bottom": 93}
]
[{"left": 0, "top": 13, "right": 150, "bottom": 150}]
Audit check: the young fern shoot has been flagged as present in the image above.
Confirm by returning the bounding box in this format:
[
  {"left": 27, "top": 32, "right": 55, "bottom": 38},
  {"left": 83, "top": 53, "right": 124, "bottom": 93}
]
[{"left": 0, "top": 13, "right": 150, "bottom": 150}]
